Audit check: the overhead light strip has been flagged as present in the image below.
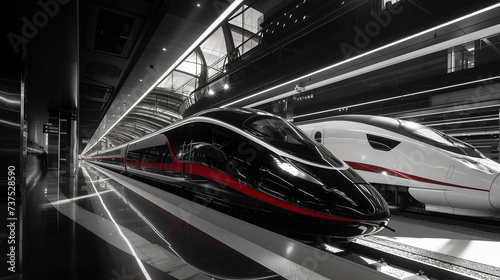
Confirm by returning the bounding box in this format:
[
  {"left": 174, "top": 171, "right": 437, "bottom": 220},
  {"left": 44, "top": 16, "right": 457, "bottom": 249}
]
[
  {"left": 295, "top": 75, "right": 500, "bottom": 119},
  {"left": 421, "top": 114, "right": 499, "bottom": 126},
  {"left": 83, "top": 0, "right": 244, "bottom": 155},
  {"left": 449, "top": 130, "right": 499, "bottom": 137},
  {"left": 395, "top": 103, "right": 500, "bottom": 119},
  {"left": 222, "top": 3, "right": 500, "bottom": 108},
  {"left": 425, "top": 117, "right": 499, "bottom": 127}
]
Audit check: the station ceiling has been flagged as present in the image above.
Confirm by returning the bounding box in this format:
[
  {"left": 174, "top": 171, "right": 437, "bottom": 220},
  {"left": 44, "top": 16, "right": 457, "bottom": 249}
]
[{"left": 4, "top": 0, "right": 500, "bottom": 156}]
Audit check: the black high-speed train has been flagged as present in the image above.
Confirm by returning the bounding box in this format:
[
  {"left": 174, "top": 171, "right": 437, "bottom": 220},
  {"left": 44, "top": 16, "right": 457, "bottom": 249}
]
[{"left": 86, "top": 108, "right": 390, "bottom": 241}]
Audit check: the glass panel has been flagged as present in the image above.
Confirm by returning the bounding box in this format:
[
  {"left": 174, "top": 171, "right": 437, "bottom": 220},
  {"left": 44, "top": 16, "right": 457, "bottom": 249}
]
[
  {"left": 229, "top": 5, "right": 263, "bottom": 55},
  {"left": 314, "top": 131, "right": 322, "bottom": 143},
  {"left": 176, "top": 52, "right": 201, "bottom": 75},
  {"left": 447, "top": 41, "right": 475, "bottom": 73},
  {"left": 400, "top": 120, "right": 453, "bottom": 145},
  {"left": 157, "top": 71, "right": 196, "bottom": 95},
  {"left": 229, "top": 5, "right": 262, "bottom": 34},
  {"left": 244, "top": 116, "right": 315, "bottom": 147},
  {"left": 200, "top": 27, "right": 227, "bottom": 78}
]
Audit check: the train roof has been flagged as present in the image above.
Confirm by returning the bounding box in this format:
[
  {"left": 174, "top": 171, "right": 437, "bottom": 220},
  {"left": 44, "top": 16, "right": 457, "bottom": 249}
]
[
  {"left": 193, "top": 107, "right": 283, "bottom": 130},
  {"left": 298, "top": 114, "right": 487, "bottom": 159},
  {"left": 297, "top": 114, "right": 401, "bottom": 131}
]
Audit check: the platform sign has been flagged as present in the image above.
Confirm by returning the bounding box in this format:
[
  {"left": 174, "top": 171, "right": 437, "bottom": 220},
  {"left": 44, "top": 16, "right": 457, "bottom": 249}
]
[{"left": 43, "top": 123, "right": 59, "bottom": 134}]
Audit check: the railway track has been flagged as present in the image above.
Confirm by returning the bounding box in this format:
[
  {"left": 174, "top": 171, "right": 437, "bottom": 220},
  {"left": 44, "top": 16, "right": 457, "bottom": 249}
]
[
  {"left": 311, "top": 211, "right": 500, "bottom": 280},
  {"left": 342, "top": 236, "right": 499, "bottom": 280},
  {"left": 399, "top": 209, "right": 500, "bottom": 235},
  {"left": 307, "top": 237, "right": 500, "bottom": 280}
]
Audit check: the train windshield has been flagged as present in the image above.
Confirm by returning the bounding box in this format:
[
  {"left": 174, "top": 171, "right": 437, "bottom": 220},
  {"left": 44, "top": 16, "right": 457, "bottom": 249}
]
[
  {"left": 245, "top": 116, "right": 313, "bottom": 146},
  {"left": 399, "top": 120, "right": 486, "bottom": 158},
  {"left": 244, "top": 116, "right": 343, "bottom": 166}
]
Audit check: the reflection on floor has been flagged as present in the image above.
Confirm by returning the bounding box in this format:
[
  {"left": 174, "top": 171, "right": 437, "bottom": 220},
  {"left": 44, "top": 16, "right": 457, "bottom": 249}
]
[
  {"left": 22, "top": 161, "right": 179, "bottom": 280},
  {"left": 375, "top": 211, "right": 500, "bottom": 273},
  {"left": 17, "top": 161, "right": 394, "bottom": 280}
]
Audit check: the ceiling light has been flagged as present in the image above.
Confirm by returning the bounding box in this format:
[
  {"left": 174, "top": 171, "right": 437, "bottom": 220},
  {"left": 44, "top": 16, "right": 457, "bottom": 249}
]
[
  {"left": 162, "top": 47, "right": 167, "bottom": 51},
  {"left": 82, "top": 0, "right": 244, "bottom": 155},
  {"left": 208, "top": 89, "right": 215, "bottom": 95},
  {"left": 221, "top": 3, "right": 500, "bottom": 110},
  {"left": 224, "top": 84, "right": 229, "bottom": 90},
  {"left": 297, "top": 75, "right": 500, "bottom": 119}
]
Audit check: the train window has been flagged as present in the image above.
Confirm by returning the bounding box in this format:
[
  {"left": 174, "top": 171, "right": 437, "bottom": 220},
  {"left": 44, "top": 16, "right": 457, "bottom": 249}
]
[
  {"left": 163, "top": 147, "right": 173, "bottom": 164},
  {"left": 175, "top": 144, "right": 189, "bottom": 161},
  {"left": 448, "top": 138, "right": 486, "bottom": 158},
  {"left": 243, "top": 116, "right": 343, "bottom": 166},
  {"left": 399, "top": 120, "right": 486, "bottom": 158},
  {"left": 400, "top": 120, "right": 453, "bottom": 146},
  {"left": 142, "top": 148, "right": 162, "bottom": 163},
  {"left": 127, "top": 150, "right": 141, "bottom": 163},
  {"left": 366, "top": 134, "right": 400, "bottom": 151},
  {"left": 314, "top": 131, "right": 322, "bottom": 143},
  {"left": 164, "top": 125, "right": 190, "bottom": 161},
  {"left": 244, "top": 116, "right": 313, "bottom": 146}
]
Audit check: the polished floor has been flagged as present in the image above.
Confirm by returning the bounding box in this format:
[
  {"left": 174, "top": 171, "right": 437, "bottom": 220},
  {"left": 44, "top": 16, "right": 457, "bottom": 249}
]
[
  {"left": 14, "top": 157, "right": 394, "bottom": 280},
  {"left": 375, "top": 211, "right": 500, "bottom": 273},
  {"left": 10, "top": 155, "right": 499, "bottom": 279},
  {"left": 21, "top": 160, "right": 177, "bottom": 280}
]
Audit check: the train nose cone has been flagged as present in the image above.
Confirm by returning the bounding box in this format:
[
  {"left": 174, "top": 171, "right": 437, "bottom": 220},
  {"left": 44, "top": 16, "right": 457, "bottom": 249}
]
[
  {"left": 315, "top": 183, "right": 390, "bottom": 239},
  {"left": 490, "top": 174, "right": 500, "bottom": 209},
  {"left": 318, "top": 183, "right": 390, "bottom": 220}
]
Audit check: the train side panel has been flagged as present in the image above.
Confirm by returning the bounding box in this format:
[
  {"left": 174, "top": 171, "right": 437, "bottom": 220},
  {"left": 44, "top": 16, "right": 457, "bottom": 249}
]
[
  {"left": 85, "top": 108, "right": 391, "bottom": 240},
  {"left": 299, "top": 119, "right": 500, "bottom": 216},
  {"left": 88, "top": 145, "right": 127, "bottom": 173}
]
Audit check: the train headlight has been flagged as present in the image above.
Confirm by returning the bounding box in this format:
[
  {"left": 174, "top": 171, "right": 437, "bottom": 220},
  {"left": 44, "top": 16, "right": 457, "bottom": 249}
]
[
  {"left": 451, "top": 157, "right": 494, "bottom": 174},
  {"left": 271, "top": 155, "right": 324, "bottom": 185}
]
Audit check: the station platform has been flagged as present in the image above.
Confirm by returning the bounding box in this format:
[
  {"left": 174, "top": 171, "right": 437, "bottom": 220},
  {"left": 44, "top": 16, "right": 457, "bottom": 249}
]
[
  {"left": 374, "top": 212, "right": 500, "bottom": 276},
  {"left": 15, "top": 161, "right": 394, "bottom": 280}
]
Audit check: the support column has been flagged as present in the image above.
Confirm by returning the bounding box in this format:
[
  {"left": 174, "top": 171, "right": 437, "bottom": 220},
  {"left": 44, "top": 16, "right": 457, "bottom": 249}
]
[
  {"left": 69, "top": 115, "right": 78, "bottom": 177},
  {"left": 47, "top": 113, "right": 60, "bottom": 171},
  {"left": 59, "top": 111, "right": 78, "bottom": 178}
]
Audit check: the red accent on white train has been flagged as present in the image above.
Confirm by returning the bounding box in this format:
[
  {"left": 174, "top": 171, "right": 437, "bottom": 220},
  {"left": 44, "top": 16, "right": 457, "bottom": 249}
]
[{"left": 298, "top": 114, "right": 500, "bottom": 217}]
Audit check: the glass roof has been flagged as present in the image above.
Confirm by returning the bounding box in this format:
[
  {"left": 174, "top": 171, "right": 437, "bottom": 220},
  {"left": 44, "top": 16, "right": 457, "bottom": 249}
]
[{"left": 83, "top": 3, "right": 263, "bottom": 155}]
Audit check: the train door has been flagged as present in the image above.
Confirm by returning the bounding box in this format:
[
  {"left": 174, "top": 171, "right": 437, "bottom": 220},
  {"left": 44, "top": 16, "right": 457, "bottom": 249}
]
[{"left": 311, "top": 127, "right": 325, "bottom": 145}]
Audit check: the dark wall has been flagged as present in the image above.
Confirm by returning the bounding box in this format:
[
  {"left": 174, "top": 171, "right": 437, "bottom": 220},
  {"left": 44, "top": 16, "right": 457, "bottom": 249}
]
[
  {"left": 0, "top": 1, "right": 23, "bottom": 191},
  {"left": 0, "top": 2, "right": 23, "bottom": 278}
]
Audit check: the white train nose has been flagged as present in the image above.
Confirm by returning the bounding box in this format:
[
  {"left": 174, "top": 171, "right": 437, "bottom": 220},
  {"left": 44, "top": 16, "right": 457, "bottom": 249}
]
[{"left": 490, "top": 174, "right": 500, "bottom": 209}]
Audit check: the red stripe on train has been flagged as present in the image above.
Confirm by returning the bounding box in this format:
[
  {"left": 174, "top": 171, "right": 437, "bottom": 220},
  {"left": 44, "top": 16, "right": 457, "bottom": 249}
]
[
  {"left": 126, "top": 160, "right": 358, "bottom": 222},
  {"left": 345, "top": 161, "right": 489, "bottom": 192}
]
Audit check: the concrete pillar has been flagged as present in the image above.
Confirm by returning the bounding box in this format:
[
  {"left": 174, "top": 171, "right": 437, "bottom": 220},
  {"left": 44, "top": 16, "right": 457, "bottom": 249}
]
[
  {"left": 47, "top": 114, "right": 60, "bottom": 171},
  {"left": 69, "top": 115, "right": 78, "bottom": 177},
  {"left": 59, "top": 111, "right": 78, "bottom": 177}
]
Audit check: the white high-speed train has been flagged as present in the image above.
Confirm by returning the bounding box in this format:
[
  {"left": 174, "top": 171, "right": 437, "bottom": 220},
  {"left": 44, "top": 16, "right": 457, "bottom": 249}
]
[{"left": 298, "top": 115, "right": 500, "bottom": 217}]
